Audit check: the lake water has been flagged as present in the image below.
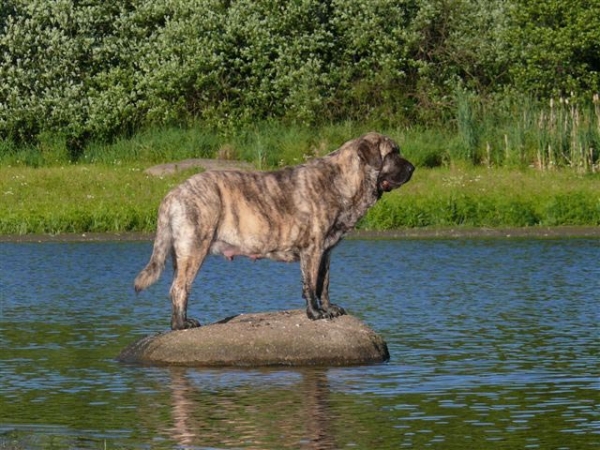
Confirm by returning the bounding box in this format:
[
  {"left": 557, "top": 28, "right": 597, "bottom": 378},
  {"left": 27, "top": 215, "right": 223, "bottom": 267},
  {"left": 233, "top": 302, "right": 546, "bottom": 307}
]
[{"left": 0, "top": 238, "right": 598, "bottom": 449}]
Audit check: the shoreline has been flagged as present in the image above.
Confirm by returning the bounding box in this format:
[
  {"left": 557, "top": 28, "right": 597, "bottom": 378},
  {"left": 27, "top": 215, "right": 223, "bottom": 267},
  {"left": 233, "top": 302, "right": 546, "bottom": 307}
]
[{"left": 1, "top": 226, "right": 598, "bottom": 243}]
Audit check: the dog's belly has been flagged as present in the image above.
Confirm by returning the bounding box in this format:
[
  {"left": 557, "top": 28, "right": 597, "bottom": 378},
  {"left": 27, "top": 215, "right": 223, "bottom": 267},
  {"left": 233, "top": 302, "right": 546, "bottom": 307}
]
[{"left": 210, "top": 240, "right": 299, "bottom": 263}]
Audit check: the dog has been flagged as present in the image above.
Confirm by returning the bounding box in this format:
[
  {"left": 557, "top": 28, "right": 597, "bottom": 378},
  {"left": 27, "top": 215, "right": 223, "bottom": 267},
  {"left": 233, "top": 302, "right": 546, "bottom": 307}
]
[{"left": 134, "top": 132, "right": 414, "bottom": 330}]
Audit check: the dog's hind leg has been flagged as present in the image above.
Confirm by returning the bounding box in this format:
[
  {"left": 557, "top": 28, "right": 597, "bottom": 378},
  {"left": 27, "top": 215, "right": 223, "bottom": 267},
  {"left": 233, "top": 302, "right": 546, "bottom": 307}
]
[{"left": 169, "top": 238, "right": 210, "bottom": 330}]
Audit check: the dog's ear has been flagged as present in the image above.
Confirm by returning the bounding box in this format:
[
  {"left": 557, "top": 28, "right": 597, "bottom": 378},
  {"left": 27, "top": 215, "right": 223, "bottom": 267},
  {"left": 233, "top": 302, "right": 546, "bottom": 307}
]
[{"left": 357, "top": 136, "right": 382, "bottom": 168}]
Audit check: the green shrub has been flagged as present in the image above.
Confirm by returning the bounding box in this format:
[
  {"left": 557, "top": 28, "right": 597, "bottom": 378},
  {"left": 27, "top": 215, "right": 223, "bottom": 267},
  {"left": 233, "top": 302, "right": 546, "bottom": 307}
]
[
  {"left": 542, "top": 192, "right": 600, "bottom": 226},
  {"left": 1, "top": 0, "right": 599, "bottom": 170}
]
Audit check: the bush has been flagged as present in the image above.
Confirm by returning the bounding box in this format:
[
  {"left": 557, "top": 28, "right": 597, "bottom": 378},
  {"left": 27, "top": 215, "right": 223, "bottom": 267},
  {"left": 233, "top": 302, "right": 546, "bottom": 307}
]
[
  {"left": 505, "top": 0, "right": 600, "bottom": 98},
  {"left": 1, "top": 0, "right": 598, "bottom": 161}
]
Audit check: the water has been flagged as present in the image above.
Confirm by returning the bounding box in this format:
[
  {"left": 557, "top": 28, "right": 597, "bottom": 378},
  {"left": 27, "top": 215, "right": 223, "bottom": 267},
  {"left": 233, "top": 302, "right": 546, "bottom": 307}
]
[{"left": 1, "top": 238, "right": 598, "bottom": 449}]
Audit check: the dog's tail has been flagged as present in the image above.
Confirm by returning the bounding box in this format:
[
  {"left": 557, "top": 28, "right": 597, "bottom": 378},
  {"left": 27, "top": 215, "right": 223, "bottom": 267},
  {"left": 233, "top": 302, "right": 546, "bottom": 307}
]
[{"left": 134, "top": 202, "right": 172, "bottom": 293}]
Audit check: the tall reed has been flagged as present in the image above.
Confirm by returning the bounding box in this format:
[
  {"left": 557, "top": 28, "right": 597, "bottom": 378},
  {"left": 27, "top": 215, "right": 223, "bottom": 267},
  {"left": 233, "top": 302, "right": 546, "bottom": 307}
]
[
  {"left": 529, "top": 95, "right": 598, "bottom": 172},
  {"left": 455, "top": 89, "right": 481, "bottom": 164},
  {"left": 463, "top": 93, "right": 599, "bottom": 172},
  {"left": 1, "top": 94, "right": 599, "bottom": 173}
]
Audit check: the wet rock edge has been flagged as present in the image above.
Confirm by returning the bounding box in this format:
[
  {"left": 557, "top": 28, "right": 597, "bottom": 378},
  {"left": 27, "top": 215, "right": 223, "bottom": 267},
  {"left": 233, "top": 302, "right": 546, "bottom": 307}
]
[{"left": 117, "top": 310, "right": 390, "bottom": 367}]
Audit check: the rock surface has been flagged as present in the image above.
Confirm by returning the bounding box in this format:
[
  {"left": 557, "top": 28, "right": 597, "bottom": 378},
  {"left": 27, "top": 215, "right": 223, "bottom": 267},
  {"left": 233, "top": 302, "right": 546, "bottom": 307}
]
[
  {"left": 117, "top": 310, "right": 389, "bottom": 367},
  {"left": 144, "top": 158, "right": 253, "bottom": 176}
]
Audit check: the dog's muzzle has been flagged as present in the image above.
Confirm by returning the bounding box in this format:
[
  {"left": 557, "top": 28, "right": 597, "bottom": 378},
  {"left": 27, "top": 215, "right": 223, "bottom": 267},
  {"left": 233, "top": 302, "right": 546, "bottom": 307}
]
[{"left": 378, "top": 157, "right": 415, "bottom": 192}]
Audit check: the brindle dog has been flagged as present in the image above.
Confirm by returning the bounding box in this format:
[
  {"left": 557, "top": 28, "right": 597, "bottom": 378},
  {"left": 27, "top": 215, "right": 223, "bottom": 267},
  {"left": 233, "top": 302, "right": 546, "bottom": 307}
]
[{"left": 135, "top": 132, "right": 414, "bottom": 330}]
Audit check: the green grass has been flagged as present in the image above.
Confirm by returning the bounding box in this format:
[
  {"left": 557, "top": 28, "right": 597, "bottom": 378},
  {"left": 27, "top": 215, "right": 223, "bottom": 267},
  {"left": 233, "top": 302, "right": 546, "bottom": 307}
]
[
  {"left": 0, "top": 165, "right": 191, "bottom": 234},
  {"left": 1, "top": 117, "right": 599, "bottom": 235},
  {"left": 361, "top": 166, "right": 600, "bottom": 229},
  {"left": 1, "top": 163, "right": 598, "bottom": 235}
]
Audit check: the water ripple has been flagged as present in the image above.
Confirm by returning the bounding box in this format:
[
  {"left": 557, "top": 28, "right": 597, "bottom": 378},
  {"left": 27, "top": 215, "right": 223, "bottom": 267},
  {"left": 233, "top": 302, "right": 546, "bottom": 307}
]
[{"left": 1, "top": 238, "right": 598, "bottom": 449}]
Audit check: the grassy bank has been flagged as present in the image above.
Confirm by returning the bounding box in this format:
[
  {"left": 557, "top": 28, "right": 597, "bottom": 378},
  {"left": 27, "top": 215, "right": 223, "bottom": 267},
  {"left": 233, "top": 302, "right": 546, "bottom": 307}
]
[
  {"left": 2, "top": 122, "right": 599, "bottom": 235},
  {"left": 1, "top": 162, "right": 598, "bottom": 236}
]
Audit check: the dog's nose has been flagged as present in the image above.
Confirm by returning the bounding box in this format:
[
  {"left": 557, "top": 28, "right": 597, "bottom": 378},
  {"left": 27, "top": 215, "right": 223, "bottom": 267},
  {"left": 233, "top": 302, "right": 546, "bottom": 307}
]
[{"left": 402, "top": 159, "right": 415, "bottom": 182}]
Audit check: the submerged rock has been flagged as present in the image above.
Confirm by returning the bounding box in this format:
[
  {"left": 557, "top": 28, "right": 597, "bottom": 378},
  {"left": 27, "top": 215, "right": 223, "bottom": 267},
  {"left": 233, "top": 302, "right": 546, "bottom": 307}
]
[{"left": 117, "top": 310, "right": 389, "bottom": 367}]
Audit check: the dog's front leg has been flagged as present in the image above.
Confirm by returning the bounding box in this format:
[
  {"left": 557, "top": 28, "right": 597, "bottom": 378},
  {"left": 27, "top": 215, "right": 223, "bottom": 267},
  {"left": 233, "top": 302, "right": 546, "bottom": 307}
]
[
  {"left": 300, "top": 248, "right": 325, "bottom": 320},
  {"left": 316, "top": 249, "right": 346, "bottom": 319},
  {"left": 301, "top": 248, "right": 345, "bottom": 320}
]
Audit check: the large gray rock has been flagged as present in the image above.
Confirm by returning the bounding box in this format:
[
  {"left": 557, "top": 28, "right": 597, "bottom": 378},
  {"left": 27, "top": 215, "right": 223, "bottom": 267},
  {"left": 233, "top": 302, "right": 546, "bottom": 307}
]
[
  {"left": 117, "top": 310, "right": 389, "bottom": 367},
  {"left": 144, "top": 158, "right": 253, "bottom": 176}
]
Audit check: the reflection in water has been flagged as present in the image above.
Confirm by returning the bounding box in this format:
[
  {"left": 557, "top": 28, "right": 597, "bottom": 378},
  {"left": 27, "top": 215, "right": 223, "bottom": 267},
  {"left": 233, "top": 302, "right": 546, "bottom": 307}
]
[
  {"left": 1, "top": 239, "right": 599, "bottom": 449},
  {"left": 166, "top": 368, "right": 336, "bottom": 449},
  {"left": 168, "top": 370, "right": 195, "bottom": 447}
]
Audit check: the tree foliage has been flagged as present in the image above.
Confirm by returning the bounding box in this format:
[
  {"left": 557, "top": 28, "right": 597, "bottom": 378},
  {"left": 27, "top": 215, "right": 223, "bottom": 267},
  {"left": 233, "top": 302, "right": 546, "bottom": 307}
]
[
  {"left": 0, "top": 0, "right": 598, "bottom": 150},
  {"left": 506, "top": 0, "right": 600, "bottom": 97}
]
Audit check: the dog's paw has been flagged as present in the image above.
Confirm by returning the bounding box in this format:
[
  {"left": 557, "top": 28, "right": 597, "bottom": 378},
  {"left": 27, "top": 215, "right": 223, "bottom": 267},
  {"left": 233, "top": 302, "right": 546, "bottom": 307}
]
[
  {"left": 306, "top": 304, "right": 346, "bottom": 320},
  {"left": 306, "top": 307, "right": 323, "bottom": 320},
  {"left": 323, "top": 304, "right": 346, "bottom": 319},
  {"left": 184, "top": 318, "right": 202, "bottom": 329},
  {"left": 172, "top": 318, "right": 202, "bottom": 330}
]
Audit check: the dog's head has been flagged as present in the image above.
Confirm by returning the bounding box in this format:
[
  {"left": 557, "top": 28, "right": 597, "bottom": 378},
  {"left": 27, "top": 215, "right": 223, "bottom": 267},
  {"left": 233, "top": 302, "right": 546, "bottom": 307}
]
[{"left": 357, "top": 132, "right": 415, "bottom": 194}]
